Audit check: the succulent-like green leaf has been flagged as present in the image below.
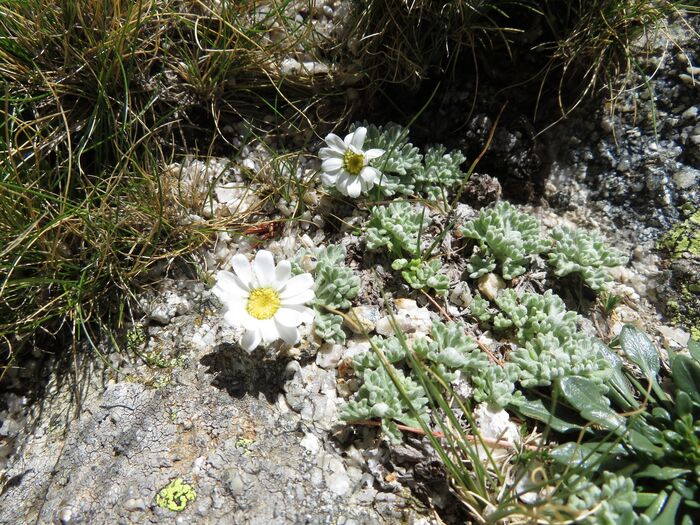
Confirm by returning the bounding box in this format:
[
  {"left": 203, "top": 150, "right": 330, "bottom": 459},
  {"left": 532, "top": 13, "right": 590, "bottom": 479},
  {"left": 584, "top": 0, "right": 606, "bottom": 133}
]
[
  {"left": 548, "top": 225, "right": 628, "bottom": 291},
  {"left": 314, "top": 310, "right": 345, "bottom": 343},
  {"left": 301, "top": 244, "right": 361, "bottom": 344},
  {"left": 461, "top": 201, "right": 549, "bottom": 279},
  {"left": 365, "top": 202, "right": 429, "bottom": 257},
  {"left": 395, "top": 258, "right": 449, "bottom": 296}
]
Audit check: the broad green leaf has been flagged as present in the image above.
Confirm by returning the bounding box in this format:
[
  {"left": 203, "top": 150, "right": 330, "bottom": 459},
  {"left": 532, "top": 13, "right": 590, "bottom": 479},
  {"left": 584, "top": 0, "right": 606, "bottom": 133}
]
[
  {"left": 559, "top": 376, "right": 626, "bottom": 434},
  {"left": 641, "top": 491, "right": 668, "bottom": 519},
  {"left": 671, "top": 354, "right": 700, "bottom": 405},
  {"left": 627, "top": 429, "right": 664, "bottom": 459},
  {"left": 630, "top": 419, "right": 665, "bottom": 445},
  {"left": 676, "top": 391, "right": 693, "bottom": 417},
  {"left": 635, "top": 465, "right": 690, "bottom": 481},
  {"left": 512, "top": 398, "right": 582, "bottom": 433},
  {"left": 620, "top": 325, "right": 660, "bottom": 380},
  {"left": 671, "top": 478, "right": 695, "bottom": 501},
  {"left": 550, "top": 441, "right": 625, "bottom": 469},
  {"left": 594, "top": 339, "right": 638, "bottom": 409},
  {"left": 688, "top": 339, "right": 700, "bottom": 363},
  {"left": 651, "top": 407, "right": 671, "bottom": 422},
  {"left": 652, "top": 491, "right": 682, "bottom": 525}
]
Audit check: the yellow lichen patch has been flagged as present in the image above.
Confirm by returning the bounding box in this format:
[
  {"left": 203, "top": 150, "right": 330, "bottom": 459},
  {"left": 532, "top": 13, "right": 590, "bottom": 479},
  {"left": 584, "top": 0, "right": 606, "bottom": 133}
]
[
  {"left": 659, "top": 209, "right": 700, "bottom": 259},
  {"left": 155, "top": 478, "right": 196, "bottom": 512},
  {"left": 246, "top": 287, "right": 281, "bottom": 320}
]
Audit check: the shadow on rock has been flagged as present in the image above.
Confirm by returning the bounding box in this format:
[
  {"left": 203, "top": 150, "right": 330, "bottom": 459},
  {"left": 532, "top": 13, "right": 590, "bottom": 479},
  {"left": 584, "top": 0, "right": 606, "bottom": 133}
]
[{"left": 200, "top": 343, "right": 292, "bottom": 402}]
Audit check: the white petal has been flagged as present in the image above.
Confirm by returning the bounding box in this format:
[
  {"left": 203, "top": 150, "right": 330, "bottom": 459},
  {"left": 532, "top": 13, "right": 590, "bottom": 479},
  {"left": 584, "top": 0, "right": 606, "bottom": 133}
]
[
  {"left": 275, "top": 307, "right": 303, "bottom": 327},
  {"left": 321, "top": 157, "right": 343, "bottom": 173},
  {"left": 279, "top": 273, "right": 314, "bottom": 300},
  {"left": 350, "top": 127, "right": 367, "bottom": 149},
  {"left": 346, "top": 177, "right": 362, "bottom": 198},
  {"left": 241, "top": 313, "right": 261, "bottom": 332},
  {"left": 335, "top": 172, "right": 350, "bottom": 195},
  {"left": 274, "top": 260, "right": 291, "bottom": 287},
  {"left": 364, "top": 148, "right": 385, "bottom": 160},
  {"left": 298, "top": 305, "right": 315, "bottom": 323},
  {"left": 252, "top": 250, "right": 275, "bottom": 286},
  {"left": 344, "top": 131, "right": 354, "bottom": 147},
  {"left": 224, "top": 301, "right": 251, "bottom": 329},
  {"left": 275, "top": 320, "right": 299, "bottom": 345},
  {"left": 231, "top": 254, "right": 252, "bottom": 286},
  {"left": 241, "top": 329, "right": 261, "bottom": 351},
  {"left": 360, "top": 166, "right": 380, "bottom": 183},
  {"left": 321, "top": 172, "right": 338, "bottom": 186},
  {"left": 319, "top": 146, "right": 343, "bottom": 160},
  {"left": 324, "top": 133, "right": 346, "bottom": 152},
  {"left": 280, "top": 304, "right": 315, "bottom": 323},
  {"left": 223, "top": 306, "right": 246, "bottom": 328},
  {"left": 281, "top": 289, "right": 315, "bottom": 305},
  {"left": 260, "top": 319, "right": 280, "bottom": 342},
  {"left": 213, "top": 270, "right": 249, "bottom": 300}
]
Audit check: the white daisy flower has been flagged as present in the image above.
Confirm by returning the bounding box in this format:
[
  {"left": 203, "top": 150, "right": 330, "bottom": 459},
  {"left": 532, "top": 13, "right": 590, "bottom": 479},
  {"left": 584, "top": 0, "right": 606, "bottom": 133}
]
[
  {"left": 213, "top": 250, "right": 315, "bottom": 351},
  {"left": 319, "top": 127, "right": 385, "bottom": 198}
]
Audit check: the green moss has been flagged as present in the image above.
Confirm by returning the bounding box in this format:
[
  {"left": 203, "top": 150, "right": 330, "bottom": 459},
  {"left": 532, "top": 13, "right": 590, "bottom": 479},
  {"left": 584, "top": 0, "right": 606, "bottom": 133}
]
[
  {"left": 156, "top": 478, "right": 196, "bottom": 512},
  {"left": 659, "top": 209, "right": 700, "bottom": 259}
]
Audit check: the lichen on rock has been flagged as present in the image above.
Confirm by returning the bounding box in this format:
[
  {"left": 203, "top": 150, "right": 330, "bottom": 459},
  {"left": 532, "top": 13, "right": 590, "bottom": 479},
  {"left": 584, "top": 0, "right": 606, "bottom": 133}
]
[{"left": 156, "top": 478, "right": 196, "bottom": 512}]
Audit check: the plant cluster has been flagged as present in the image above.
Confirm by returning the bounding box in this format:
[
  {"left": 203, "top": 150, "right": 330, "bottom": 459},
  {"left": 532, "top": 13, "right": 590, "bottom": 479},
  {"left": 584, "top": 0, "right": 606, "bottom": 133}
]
[
  {"left": 540, "top": 327, "right": 700, "bottom": 523},
  {"left": 549, "top": 226, "right": 629, "bottom": 291},
  {"left": 341, "top": 321, "right": 522, "bottom": 442},
  {"left": 461, "top": 201, "right": 550, "bottom": 280},
  {"left": 360, "top": 123, "right": 467, "bottom": 204},
  {"left": 364, "top": 202, "right": 453, "bottom": 296},
  {"left": 462, "top": 202, "right": 626, "bottom": 290},
  {"left": 365, "top": 202, "right": 429, "bottom": 258},
  {"left": 391, "top": 258, "right": 449, "bottom": 296},
  {"left": 293, "top": 245, "right": 360, "bottom": 344},
  {"left": 491, "top": 289, "right": 612, "bottom": 388}
]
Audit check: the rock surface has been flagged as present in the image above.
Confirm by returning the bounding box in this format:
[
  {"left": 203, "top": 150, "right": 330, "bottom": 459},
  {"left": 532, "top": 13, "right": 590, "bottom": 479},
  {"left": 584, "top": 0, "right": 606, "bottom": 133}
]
[{"left": 0, "top": 296, "right": 429, "bottom": 524}]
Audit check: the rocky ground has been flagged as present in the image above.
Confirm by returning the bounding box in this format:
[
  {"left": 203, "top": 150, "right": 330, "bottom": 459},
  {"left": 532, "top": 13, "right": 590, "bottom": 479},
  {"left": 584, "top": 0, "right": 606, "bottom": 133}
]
[{"left": 1, "top": 8, "right": 698, "bottom": 525}]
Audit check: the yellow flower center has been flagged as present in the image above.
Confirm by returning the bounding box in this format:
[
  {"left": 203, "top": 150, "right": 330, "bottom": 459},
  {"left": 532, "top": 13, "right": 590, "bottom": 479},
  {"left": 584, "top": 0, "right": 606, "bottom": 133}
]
[
  {"left": 343, "top": 150, "right": 365, "bottom": 176},
  {"left": 246, "top": 287, "right": 281, "bottom": 320}
]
